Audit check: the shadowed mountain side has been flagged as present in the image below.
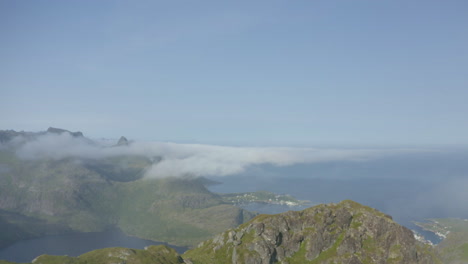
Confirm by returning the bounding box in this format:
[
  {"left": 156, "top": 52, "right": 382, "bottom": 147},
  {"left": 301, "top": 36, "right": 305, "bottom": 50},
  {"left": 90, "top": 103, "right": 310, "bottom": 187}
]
[
  {"left": 0, "top": 209, "right": 72, "bottom": 249},
  {"left": 115, "top": 178, "right": 256, "bottom": 246},
  {"left": 0, "top": 147, "right": 255, "bottom": 248},
  {"left": 83, "top": 155, "right": 151, "bottom": 182}
]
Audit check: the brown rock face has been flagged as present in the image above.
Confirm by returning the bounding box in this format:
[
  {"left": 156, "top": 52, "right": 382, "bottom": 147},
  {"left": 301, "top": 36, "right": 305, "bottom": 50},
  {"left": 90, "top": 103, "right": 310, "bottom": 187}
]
[{"left": 184, "top": 200, "right": 441, "bottom": 264}]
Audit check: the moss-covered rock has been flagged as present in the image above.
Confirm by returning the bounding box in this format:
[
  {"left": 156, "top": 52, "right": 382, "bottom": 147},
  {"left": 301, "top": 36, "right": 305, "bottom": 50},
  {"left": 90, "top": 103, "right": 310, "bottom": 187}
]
[{"left": 183, "top": 200, "right": 441, "bottom": 264}]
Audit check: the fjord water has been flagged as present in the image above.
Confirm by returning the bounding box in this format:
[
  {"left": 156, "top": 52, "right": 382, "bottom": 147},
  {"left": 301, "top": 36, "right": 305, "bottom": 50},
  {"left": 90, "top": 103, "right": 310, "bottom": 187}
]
[{"left": 0, "top": 230, "right": 187, "bottom": 263}]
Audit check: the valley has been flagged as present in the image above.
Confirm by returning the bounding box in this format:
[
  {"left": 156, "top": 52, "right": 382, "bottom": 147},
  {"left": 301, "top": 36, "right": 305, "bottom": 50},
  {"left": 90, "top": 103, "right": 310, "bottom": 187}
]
[
  {"left": 0, "top": 128, "right": 466, "bottom": 263},
  {"left": 0, "top": 129, "right": 255, "bottom": 250}
]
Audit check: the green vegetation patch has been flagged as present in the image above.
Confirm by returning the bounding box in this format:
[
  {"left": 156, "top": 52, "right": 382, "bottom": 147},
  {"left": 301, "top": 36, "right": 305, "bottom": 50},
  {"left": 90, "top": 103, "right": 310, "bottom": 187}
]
[
  {"left": 31, "top": 245, "right": 184, "bottom": 264},
  {"left": 284, "top": 232, "right": 346, "bottom": 264},
  {"left": 0, "top": 153, "right": 255, "bottom": 248},
  {"left": 458, "top": 243, "right": 468, "bottom": 261}
]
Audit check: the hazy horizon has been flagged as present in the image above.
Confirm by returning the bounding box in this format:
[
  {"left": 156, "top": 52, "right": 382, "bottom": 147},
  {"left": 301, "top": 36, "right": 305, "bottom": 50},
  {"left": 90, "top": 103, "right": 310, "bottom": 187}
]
[
  {"left": 1, "top": 1, "right": 468, "bottom": 263},
  {"left": 2, "top": 1, "right": 468, "bottom": 146}
]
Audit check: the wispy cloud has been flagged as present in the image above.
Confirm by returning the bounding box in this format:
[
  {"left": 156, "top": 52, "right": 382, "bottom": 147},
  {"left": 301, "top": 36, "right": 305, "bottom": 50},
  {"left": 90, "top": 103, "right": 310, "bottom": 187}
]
[{"left": 11, "top": 133, "right": 425, "bottom": 178}]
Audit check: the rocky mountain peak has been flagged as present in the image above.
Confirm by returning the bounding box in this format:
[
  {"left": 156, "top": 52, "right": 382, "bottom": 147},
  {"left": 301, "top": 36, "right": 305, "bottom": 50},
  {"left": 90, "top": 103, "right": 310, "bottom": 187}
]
[
  {"left": 184, "top": 200, "right": 440, "bottom": 264},
  {"left": 117, "top": 136, "right": 129, "bottom": 146},
  {"left": 47, "top": 127, "right": 83, "bottom": 138}
]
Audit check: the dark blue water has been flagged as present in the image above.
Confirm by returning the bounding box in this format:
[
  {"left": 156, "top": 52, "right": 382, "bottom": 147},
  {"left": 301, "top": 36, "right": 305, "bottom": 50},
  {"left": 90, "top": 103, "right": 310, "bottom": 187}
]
[{"left": 0, "top": 230, "right": 187, "bottom": 263}]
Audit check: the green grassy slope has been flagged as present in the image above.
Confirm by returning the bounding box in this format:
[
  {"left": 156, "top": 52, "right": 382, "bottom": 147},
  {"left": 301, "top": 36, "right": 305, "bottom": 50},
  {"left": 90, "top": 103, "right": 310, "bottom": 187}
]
[
  {"left": 116, "top": 178, "right": 255, "bottom": 246},
  {"left": 29, "top": 245, "right": 183, "bottom": 264},
  {"left": 416, "top": 218, "right": 468, "bottom": 264},
  {"left": 0, "top": 149, "right": 254, "bottom": 248}
]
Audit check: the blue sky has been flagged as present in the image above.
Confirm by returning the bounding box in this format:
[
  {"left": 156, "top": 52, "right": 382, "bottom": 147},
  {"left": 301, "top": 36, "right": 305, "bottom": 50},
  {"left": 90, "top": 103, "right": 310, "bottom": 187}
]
[{"left": 1, "top": 0, "right": 467, "bottom": 146}]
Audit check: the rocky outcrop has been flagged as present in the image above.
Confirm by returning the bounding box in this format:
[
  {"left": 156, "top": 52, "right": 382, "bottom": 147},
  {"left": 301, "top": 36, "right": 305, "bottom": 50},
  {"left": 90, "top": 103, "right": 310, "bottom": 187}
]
[
  {"left": 117, "top": 136, "right": 129, "bottom": 146},
  {"left": 46, "top": 127, "right": 83, "bottom": 137},
  {"left": 184, "top": 200, "right": 441, "bottom": 264}
]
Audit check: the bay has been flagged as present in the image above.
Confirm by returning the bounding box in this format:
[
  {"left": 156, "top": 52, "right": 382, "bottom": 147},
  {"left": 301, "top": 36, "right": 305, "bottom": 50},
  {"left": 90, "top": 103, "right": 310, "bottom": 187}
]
[{"left": 0, "top": 230, "right": 187, "bottom": 263}]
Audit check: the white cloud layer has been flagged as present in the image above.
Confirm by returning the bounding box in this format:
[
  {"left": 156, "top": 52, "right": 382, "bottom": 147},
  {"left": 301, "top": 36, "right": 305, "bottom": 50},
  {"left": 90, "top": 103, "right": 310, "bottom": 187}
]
[{"left": 12, "top": 133, "right": 424, "bottom": 178}]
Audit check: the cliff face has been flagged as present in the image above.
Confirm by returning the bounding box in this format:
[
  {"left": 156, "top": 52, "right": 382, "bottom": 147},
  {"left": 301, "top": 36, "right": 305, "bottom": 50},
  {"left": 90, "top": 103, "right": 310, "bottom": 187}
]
[{"left": 184, "top": 200, "right": 441, "bottom": 264}]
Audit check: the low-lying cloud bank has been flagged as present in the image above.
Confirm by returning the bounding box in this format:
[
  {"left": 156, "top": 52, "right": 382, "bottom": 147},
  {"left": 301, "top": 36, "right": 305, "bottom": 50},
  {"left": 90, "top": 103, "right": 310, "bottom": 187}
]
[{"left": 9, "top": 133, "right": 427, "bottom": 178}]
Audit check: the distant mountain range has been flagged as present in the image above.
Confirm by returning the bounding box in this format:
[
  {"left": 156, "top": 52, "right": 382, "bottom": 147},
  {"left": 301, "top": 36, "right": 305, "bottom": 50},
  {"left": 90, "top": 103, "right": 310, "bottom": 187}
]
[
  {"left": 1, "top": 128, "right": 464, "bottom": 263},
  {"left": 0, "top": 127, "right": 83, "bottom": 142},
  {"left": 0, "top": 128, "right": 254, "bottom": 248}
]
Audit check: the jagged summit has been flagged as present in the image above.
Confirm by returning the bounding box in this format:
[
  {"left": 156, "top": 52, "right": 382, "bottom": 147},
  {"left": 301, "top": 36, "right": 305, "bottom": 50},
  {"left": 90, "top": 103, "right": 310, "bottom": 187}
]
[
  {"left": 0, "top": 128, "right": 96, "bottom": 149},
  {"left": 117, "top": 136, "right": 129, "bottom": 146},
  {"left": 184, "top": 200, "right": 440, "bottom": 264},
  {"left": 47, "top": 127, "right": 84, "bottom": 137},
  {"left": 0, "top": 128, "right": 84, "bottom": 143},
  {"left": 0, "top": 129, "right": 25, "bottom": 143}
]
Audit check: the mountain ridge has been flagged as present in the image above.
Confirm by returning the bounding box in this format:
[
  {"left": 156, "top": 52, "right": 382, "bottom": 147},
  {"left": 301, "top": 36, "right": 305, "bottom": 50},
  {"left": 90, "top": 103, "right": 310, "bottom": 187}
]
[
  {"left": 0, "top": 201, "right": 442, "bottom": 264},
  {"left": 0, "top": 128, "right": 255, "bottom": 248},
  {"left": 183, "top": 200, "right": 440, "bottom": 264}
]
